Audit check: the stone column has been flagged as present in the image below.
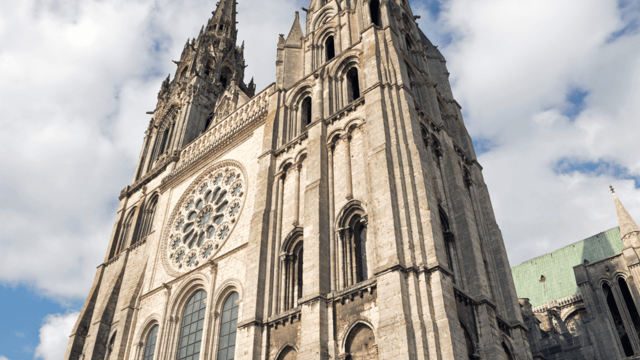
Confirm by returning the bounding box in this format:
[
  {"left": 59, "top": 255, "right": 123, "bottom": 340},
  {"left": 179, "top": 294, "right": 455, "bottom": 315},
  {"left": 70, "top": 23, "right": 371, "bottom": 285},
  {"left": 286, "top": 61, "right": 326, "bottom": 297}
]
[
  {"left": 293, "top": 164, "right": 302, "bottom": 226},
  {"left": 328, "top": 144, "right": 336, "bottom": 291},
  {"left": 344, "top": 136, "right": 353, "bottom": 200},
  {"left": 298, "top": 71, "right": 331, "bottom": 360},
  {"left": 272, "top": 172, "right": 286, "bottom": 315}
]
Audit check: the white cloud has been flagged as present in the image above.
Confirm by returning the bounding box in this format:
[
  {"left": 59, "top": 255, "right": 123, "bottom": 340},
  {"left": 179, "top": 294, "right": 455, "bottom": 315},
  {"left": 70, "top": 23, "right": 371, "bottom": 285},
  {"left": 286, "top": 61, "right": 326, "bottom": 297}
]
[
  {"left": 1, "top": 0, "right": 639, "bottom": 307},
  {"left": 1, "top": 355, "right": 10, "bottom": 360},
  {"left": 0, "top": 0, "right": 307, "bottom": 302},
  {"left": 34, "top": 312, "right": 79, "bottom": 360},
  {"left": 416, "top": 0, "right": 640, "bottom": 264}
]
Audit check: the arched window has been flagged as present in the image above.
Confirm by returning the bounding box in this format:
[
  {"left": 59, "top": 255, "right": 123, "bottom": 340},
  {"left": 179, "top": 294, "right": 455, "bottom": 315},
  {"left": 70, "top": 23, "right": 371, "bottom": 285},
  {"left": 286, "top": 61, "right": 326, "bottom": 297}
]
[
  {"left": 325, "top": 36, "right": 336, "bottom": 61},
  {"left": 461, "top": 323, "right": 475, "bottom": 360},
  {"left": 369, "top": 0, "right": 381, "bottom": 27},
  {"left": 136, "top": 136, "right": 151, "bottom": 181},
  {"left": 345, "top": 324, "right": 377, "bottom": 359},
  {"left": 180, "top": 67, "right": 188, "bottom": 80},
  {"left": 301, "top": 97, "right": 312, "bottom": 127},
  {"left": 177, "top": 290, "right": 207, "bottom": 360},
  {"left": 133, "top": 195, "right": 159, "bottom": 244},
  {"left": 295, "top": 242, "right": 304, "bottom": 301},
  {"left": 439, "top": 205, "right": 456, "bottom": 282},
  {"left": 502, "top": 342, "right": 513, "bottom": 360},
  {"left": 112, "top": 209, "right": 136, "bottom": 258},
  {"left": 106, "top": 332, "right": 117, "bottom": 359},
  {"left": 603, "top": 283, "right": 634, "bottom": 356},
  {"left": 217, "top": 292, "right": 239, "bottom": 360},
  {"left": 346, "top": 67, "right": 361, "bottom": 103},
  {"left": 338, "top": 211, "right": 369, "bottom": 288},
  {"left": 279, "top": 233, "right": 304, "bottom": 312},
  {"left": 220, "top": 67, "right": 233, "bottom": 88},
  {"left": 143, "top": 325, "right": 159, "bottom": 360},
  {"left": 405, "top": 34, "right": 413, "bottom": 51},
  {"left": 277, "top": 346, "right": 297, "bottom": 360},
  {"left": 619, "top": 278, "right": 640, "bottom": 337}
]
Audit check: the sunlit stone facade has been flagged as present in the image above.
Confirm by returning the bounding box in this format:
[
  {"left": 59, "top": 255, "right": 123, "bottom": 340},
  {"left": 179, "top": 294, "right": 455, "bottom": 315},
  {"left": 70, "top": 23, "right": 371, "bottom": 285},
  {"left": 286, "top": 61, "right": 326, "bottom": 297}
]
[{"left": 64, "top": 1, "right": 532, "bottom": 359}]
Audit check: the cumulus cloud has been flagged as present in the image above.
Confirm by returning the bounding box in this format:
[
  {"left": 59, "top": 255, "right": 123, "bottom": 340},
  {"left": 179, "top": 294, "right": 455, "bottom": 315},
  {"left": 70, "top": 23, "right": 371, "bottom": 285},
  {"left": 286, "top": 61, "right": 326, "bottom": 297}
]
[
  {"left": 0, "top": 0, "right": 306, "bottom": 301},
  {"left": 1, "top": 0, "right": 640, "bottom": 307},
  {"left": 1, "top": 355, "right": 10, "bottom": 360},
  {"left": 34, "top": 312, "right": 79, "bottom": 360},
  {"left": 415, "top": 0, "right": 640, "bottom": 264}
]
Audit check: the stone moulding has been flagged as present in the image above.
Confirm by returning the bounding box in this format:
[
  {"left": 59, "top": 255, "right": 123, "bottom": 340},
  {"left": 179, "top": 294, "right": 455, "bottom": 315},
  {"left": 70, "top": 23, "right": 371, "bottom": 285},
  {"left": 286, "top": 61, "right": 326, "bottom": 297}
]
[
  {"left": 120, "top": 152, "right": 180, "bottom": 200},
  {"left": 532, "top": 293, "right": 584, "bottom": 314}
]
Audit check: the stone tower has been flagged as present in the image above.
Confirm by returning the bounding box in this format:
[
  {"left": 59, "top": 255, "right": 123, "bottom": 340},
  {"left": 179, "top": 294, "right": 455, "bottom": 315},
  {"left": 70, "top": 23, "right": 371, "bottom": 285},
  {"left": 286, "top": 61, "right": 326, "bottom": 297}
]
[{"left": 65, "top": 1, "right": 531, "bottom": 360}]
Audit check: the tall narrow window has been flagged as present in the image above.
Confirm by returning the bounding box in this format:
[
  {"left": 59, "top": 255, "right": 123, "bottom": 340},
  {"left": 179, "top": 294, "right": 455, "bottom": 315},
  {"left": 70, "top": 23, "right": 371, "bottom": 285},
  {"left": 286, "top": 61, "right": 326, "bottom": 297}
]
[
  {"left": 177, "top": 290, "right": 207, "bottom": 360},
  {"left": 133, "top": 196, "right": 159, "bottom": 244},
  {"left": 158, "top": 128, "right": 169, "bottom": 155},
  {"left": 619, "top": 278, "right": 640, "bottom": 337},
  {"left": 204, "top": 114, "right": 214, "bottom": 131},
  {"left": 112, "top": 209, "right": 136, "bottom": 258},
  {"left": 301, "top": 97, "right": 312, "bottom": 126},
  {"left": 295, "top": 245, "right": 304, "bottom": 300},
  {"left": 325, "top": 36, "right": 336, "bottom": 61},
  {"left": 439, "top": 205, "right": 456, "bottom": 281},
  {"left": 603, "top": 283, "right": 634, "bottom": 356},
  {"left": 370, "top": 0, "right": 381, "bottom": 27},
  {"left": 136, "top": 137, "right": 151, "bottom": 181},
  {"left": 346, "top": 67, "right": 361, "bottom": 103},
  {"left": 106, "top": 332, "right": 117, "bottom": 359},
  {"left": 502, "top": 343, "right": 513, "bottom": 360},
  {"left": 143, "top": 325, "right": 159, "bottom": 360},
  {"left": 355, "top": 221, "right": 368, "bottom": 282},
  {"left": 217, "top": 292, "right": 239, "bottom": 360}
]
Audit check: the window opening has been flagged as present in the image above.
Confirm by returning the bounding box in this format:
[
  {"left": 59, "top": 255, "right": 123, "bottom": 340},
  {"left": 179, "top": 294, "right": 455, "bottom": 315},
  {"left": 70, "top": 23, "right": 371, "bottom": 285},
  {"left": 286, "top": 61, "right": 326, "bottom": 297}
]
[
  {"left": 106, "top": 332, "right": 117, "bottom": 359},
  {"left": 502, "top": 343, "right": 514, "bottom": 360},
  {"left": 325, "top": 36, "right": 336, "bottom": 61},
  {"left": 439, "top": 205, "right": 456, "bottom": 281},
  {"left": 143, "top": 325, "right": 159, "bottom": 360},
  {"left": 405, "top": 35, "right": 413, "bottom": 51},
  {"left": 296, "top": 246, "right": 304, "bottom": 300},
  {"left": 370, "top": 0, "right": 382, "bottom": 27},
  {"left": 204, "top": 114, "right": 214, "bottom": 131},
  {"left": 462, "top": 323, "right": 475, "bottom": 360},
  {"left": 346, "top": 67, "right": 361, "bottom": 103},
  {"left": 217, "top": 292, "right": 240, "bottom": 360},
  {"left": 619, "top": 278, "right": 640, "bottom": 337},
  {"left": 603, "top": 283, "right": 634, "bottom": 356},
  {"left": 176, "top": 290, "right": 207, "bottom": 360},
  {"left": 301, "top": 97, "right": 312, "bottom": 126}
]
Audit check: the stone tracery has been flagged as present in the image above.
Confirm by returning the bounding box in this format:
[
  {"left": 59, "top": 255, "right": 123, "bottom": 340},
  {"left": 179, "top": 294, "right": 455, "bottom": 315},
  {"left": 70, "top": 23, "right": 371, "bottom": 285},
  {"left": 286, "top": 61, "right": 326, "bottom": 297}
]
[{"left": 163, "top": 162, "right": 247, "bottom": 273}]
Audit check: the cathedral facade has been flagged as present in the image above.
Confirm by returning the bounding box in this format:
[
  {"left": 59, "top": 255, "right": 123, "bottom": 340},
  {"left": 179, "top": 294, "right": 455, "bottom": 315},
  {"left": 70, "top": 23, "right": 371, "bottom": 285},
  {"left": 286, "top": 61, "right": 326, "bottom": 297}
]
[{"left": 64, "top": 1, "right": 531, "bottom": 359}]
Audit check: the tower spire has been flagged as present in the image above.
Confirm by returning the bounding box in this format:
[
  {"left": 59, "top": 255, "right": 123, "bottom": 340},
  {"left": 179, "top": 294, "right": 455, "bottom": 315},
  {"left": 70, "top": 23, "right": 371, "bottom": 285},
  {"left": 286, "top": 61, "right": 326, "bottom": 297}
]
[
  {"left": 611, "top": 186, "right": 640, "bottom": 244},
  {"left": 210, "top": 0, "right": 237, "bottom": 32}
]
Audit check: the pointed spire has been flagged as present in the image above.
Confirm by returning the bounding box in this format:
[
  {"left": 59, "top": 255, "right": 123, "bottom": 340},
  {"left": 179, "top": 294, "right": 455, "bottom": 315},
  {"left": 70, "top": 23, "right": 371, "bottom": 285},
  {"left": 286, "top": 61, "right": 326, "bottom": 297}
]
[
  {"left": 211, "top": 0, "right": 237, "bottom": 31},
  {"left": 611, "top": 186, "right": 640, "bottom": 239},
  {"left": 285, "top": 11, "right": 304, "bottom": 47}
]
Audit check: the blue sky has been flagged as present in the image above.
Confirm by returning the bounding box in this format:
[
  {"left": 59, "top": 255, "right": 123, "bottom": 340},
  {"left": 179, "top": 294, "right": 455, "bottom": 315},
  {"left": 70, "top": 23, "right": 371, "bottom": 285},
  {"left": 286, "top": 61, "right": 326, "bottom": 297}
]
[{"left": 1, "top": 0, "right": 640, "bottom": 358}]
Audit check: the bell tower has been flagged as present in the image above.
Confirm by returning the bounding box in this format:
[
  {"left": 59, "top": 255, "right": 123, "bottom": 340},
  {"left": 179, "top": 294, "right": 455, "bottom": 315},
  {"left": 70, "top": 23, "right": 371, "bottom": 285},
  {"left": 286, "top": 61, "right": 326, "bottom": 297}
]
[{"left": 131, "top": 0, "right": 255, "bottom": 183}]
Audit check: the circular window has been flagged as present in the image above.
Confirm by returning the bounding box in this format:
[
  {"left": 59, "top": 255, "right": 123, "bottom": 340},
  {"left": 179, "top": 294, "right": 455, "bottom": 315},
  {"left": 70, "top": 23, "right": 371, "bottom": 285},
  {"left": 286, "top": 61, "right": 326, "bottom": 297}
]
[{"left": 163, "top": 162, "right": 247, "bottom": 273}]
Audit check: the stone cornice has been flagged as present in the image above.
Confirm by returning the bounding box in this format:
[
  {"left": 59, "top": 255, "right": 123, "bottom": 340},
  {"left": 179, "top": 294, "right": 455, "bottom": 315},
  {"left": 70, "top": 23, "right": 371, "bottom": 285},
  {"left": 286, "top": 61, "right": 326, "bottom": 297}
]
[{"left": 120, "top": 153, "right": 180, "bottom": 200}]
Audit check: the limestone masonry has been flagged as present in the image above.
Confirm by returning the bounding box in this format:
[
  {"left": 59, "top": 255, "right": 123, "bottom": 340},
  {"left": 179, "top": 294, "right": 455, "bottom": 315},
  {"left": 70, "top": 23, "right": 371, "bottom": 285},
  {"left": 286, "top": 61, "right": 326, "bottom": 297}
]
[{"left": 64, "top": 0, "right": 591, "bottom": 359}]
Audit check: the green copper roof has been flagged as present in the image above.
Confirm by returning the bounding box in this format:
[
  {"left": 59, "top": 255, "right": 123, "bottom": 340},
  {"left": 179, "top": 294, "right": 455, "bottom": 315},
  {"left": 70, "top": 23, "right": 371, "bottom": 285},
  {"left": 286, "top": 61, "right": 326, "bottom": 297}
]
[{"left": 511, "top": 227, "right": 624, "bottom": 307}]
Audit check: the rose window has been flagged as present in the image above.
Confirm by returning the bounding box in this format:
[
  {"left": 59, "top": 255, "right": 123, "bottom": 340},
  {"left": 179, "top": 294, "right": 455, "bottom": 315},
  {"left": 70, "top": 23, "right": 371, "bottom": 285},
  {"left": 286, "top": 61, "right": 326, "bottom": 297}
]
[{"left": 164, "top": 163, "right": 247, "bottom": 272}]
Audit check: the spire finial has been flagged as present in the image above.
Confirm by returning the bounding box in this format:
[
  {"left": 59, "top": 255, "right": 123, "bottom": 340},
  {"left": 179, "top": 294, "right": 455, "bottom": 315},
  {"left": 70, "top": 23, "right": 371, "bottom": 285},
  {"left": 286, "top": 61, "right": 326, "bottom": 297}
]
[{"left": 610, "top": 185, "right": 615, "bottom": 194}]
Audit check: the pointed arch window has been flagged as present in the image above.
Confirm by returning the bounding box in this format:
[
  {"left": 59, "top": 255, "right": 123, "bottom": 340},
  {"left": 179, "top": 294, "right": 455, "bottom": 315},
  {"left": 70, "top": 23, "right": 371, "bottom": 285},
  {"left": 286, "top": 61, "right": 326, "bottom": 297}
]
[
  {"left": 217, "top": 292, "right": 239, "bottom": 360},
  {"left": 177, "top": 290, "right": 207, "bottom": 360},
  {"left": 439, "top": 205, "right": 457, "bottom": 282},
  {"left": 280, "top": 237, "right": 304, "bottom": 312},
  {"left": 111, "top": 208, "right": 136, "bottom": 258},
  {"left": 603, "top": 283, "right": 634, "bottom": 356},
  {"left": 325, "top": 36, "right": 336, "bottom": 61},
  {"left": 106, "top": 332, "right": 117, "bottom": 359},
  {"left": 301, "top": 96, "right": 312, "bottom": 127},
  {"left": 346, "top": 67, "right": 361, "bottom": 103},
  {"left": 133, "top": 195, "right": 159, "bottom": 244},
  {"left": 619, "top": 278, "right": 640, "bottom": 341},
  {"left": 370, "top": 0, "right": 382, "bottom": 27},
  {"left": 143, "top": 325, "right": 159, "bottom": 360},
  {"left": 338, "top": 210, "right": 369, "bottom": 288}
]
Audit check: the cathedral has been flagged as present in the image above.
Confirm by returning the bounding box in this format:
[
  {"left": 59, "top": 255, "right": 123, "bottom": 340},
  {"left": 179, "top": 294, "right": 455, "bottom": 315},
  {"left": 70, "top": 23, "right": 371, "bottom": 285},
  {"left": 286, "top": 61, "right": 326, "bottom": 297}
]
[{"left": 64, "top": 0, "right": 533, "bottom": 359}]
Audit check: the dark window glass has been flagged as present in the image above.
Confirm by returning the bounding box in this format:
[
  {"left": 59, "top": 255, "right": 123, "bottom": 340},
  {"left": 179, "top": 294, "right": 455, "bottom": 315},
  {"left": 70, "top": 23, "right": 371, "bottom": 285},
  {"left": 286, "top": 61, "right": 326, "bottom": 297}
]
[
  {"left": 370, "top": 0, "right": 381, "bottom": 26},
  {"left": 346, "top": 68, "right": 361, "bottom": 102},
  {"left": 358, "top": 225, "right": 368, "bottom": 281},
  {"left": 619, "top": 278, "right": 640, "bottom": 337},
  {"left": 143, "top": 325, "right": 159, "bottom": 360},
  {"left": 603, "top": 283, "right": 634, "bottom": 356},
  {"left": 301, "top": 97, "right": 312, "bottom": 126},
  {"left": 217, "top": 292, "right": 240, "bottom": 360},
  {"left": 176, "top": 290, "right": 207, "bottom": 360},
  {"left": 325, "top": 36, "right": 336, "bottom": 61}
]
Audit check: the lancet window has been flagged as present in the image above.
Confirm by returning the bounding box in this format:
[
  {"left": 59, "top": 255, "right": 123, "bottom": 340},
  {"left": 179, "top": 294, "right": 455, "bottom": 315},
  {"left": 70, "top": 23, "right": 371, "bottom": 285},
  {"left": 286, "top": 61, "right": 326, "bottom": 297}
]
[
  {"left": 326, "top": 36, "right": 336, "bottom": 62},
  {"left": 370, "top": 0, "right": 382, "bottom": 27},
  {"left": 177, "top": 290, "right": 207, "bottom": 360},
  {"left": 142, "top": 325, "right": 159, "bottom": 360},
  {"left": 439, "top": 205, "right": 458, "bottom": 282},
  {"left": 132, "top": 195, "right": 159, "bottom": 244},
  {"left": 111, "top": 208, "right": 137, "bottom": 258},
  {"left": 603, "top": 283, "right": 634, "bottom": 356},
  {"left": 346, "top": 67, "right": 361, "bottom": 103},
  {"left": 217, "top": 292, "right": 239, "bottom": 360},
  {"left": 279, "top": 235, "right": 304, "bottom": 311},
  {"left": 619, "top": 278, "right": 640, "bottom": 337},
  {"left": 337, "top": 207, "right": 369, "bottom": 288},
  {"left": 301, "top": 97, "right": 312, "bottom": 127}
]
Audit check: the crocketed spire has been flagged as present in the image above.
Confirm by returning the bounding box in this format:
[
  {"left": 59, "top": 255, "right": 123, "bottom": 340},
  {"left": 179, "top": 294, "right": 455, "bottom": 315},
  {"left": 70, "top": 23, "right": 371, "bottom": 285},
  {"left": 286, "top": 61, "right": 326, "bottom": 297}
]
[{"left": 611, "top": 186, "right": 640, "bottom": 239}]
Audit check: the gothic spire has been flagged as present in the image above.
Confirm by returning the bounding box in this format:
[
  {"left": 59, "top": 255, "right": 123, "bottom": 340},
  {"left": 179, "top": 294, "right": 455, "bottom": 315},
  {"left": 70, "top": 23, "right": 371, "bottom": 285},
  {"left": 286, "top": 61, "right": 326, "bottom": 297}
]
[
  {"left": 611, "top": 186, "right": 640, "bottom": 239},
  {"left": 211, "top": 0, "right": 237, "bottom": 31},
  {"left": 285, "top": 11, "right": 304, "bottom": 47}
]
